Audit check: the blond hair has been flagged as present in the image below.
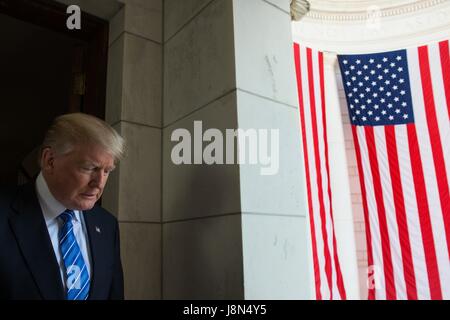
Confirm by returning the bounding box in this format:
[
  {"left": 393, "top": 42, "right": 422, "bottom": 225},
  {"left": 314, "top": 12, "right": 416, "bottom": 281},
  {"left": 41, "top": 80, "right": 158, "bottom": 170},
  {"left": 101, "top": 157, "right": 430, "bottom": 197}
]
[{"left": 40, "top": 113, "right": 125, "bottom": 164}]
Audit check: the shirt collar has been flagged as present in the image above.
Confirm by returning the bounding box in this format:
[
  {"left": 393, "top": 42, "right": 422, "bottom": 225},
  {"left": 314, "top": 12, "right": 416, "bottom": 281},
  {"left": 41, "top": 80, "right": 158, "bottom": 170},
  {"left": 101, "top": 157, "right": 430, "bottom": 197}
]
[{"left": 35, "top": 171, "right": 80, "bottom": 224}]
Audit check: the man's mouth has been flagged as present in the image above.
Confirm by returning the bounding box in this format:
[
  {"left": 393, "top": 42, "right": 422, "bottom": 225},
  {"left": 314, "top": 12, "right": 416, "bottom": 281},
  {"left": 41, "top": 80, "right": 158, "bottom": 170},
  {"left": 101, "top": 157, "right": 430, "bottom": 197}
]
[{"left": 81, "top": 193, "right": 97, "bottom": 199}]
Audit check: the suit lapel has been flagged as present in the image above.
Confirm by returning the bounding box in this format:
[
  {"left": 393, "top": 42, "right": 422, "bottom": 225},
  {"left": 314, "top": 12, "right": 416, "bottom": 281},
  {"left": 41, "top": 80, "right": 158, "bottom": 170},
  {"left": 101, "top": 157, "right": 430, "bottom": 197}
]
[
  {"left": 9, "top": 183, "right": 65, "bottom": 300},
  {"left": 83, "top": 208, "right": 108, "bottom": 300}
]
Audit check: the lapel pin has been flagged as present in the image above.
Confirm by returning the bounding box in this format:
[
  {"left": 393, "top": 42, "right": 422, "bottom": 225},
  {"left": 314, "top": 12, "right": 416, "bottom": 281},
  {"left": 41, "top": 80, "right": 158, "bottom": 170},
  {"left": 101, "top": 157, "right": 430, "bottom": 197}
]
[{"left": 95, "top": 226, "right": 101, "bottom": 233}]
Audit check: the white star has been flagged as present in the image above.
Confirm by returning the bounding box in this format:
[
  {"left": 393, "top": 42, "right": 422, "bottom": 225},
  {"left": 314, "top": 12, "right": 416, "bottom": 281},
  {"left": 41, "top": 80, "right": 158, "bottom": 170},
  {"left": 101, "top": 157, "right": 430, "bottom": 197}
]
[
  {"left": 381, "top": 98, "right": 386, "bottom": 103},
  {"left": 389, "top": 115, "right": 394, "bottom": 120},
  {"left": 353, "top": 88, "right": 358, "bottom": 92},
  {"left": 352, "top": 116, "right": 356, "bottom": 121},
  {"left": 364, "top": 76, "right": 370, "bottom": 81},
  {"left": 350, "top": 65, "right": 355, "bottom": 70},
  {"left": 371, "top": 81, "right": 377, "bottom": 86},
  {"left": 388, "top": 103, "right": 393, "bottom": 108},
  {"left": 356, "top": 59, "right": 361, "bottom": 64},
  {"left": 379, "top": 87, "right": 384, "bottom": 91},
  {"left": 390, "top": 62, "right": 396, "bottom": 67},
  {"left": 396, "top": 56, "right": 402, "bottom": 61},
  {"left": 358, "top": 82, "right": 364, "bottom": 87},
  {"left": 374, "top": 104, "right": 379, "bottom": 109},
  {"left": 402, "top": 102, "right": 407, "bottom": 107},
  {"left": 383, "top": 57, "right": 388, "bottom": 62},
  {"left": 359, "top": 93, "right": 365, "bottom": 98},
  {"left": 399, "top": 79, "right": 405, "bottom": 84},
  {"left": 383, "top": 69, "right": 389, "bottom": 74},
  {"left": 381, "top": 110, "right": 387, "bottom": 115},
  {"left": 375, "top": 116, "right": 380, "bottom": 121},
  {"left": 395, "top": 109, "right": 401, "bottom": 114},
  {"left": 350, "top": 104, "right": 354, "bottom": 109},
  {"left": 370, "top": 70, "right": 376, "bottom": 75},
  {"left": 361, "top": 105, "right": 366, "bottom": 110},
  {"left": 356, "top": 110, "right": 361, "bottom": 115},
  {"left": 377, "top": 64, "right": 382, "bottom": 69},
  {"left": 357, "top": 70, "right": 363, "bottom": 75},
  {"left": 351, "top": 76, "right": 357, "bottom": 81},
  {"left": 369, "top": 59, "right": 375, "bottom": 63},
  {"left": 397, "top": 67, "right": 403, "bottom": 72},
  {"left": 385, "top": 80, "right": 391, "bottom": 85},
  {"left": 391, "top": 74, "right": 397, "bottom": 79},
  {"left": 393, "top": 85, "right": 398, "bottom": 90},
  {"left": 362, "top": 116, "right": 367, "bottom": 121},
  {"left": 346, "top": 81, "right": 351, "bottom": 86},
  {"left": 345, "top": 71, "right": 350, "bottom": 75},
  {"left": 363, "top": 65, "right": 369, "bottom": 69},
  {"left": 368, "top": 111, "right": 373, "bottom": 115},
  {"left": 386, "top": 92, "right": 392, "bottom": 97},
  {"left": 365, "top": 87, "right": 371, "bottom": 92},
  {"left": 355, "top": 99, "right": 359, "bottom": 103},
  {"left": 403, "top": 114, "right": 409, "bottom": 119},
  {"left": 378, "top": 75, "right": 383, "bottom": 80},
  {"left": 367, "top": 99, "right": 372, "bottom": 104},
  {"left": 373, "top": 93, "right": 378, "bottom": 98},
  {"left": 400, "top": 90, "right": 406, "bottom": 95},
  {"left": 343, "top": 60, "right": 348, "bottom": 64},
  {"left": 348, "top": 93, "right": 353, "bottom": 98},
  {"left": 394, "top": 97, "right": 399, "bottom": 102}
]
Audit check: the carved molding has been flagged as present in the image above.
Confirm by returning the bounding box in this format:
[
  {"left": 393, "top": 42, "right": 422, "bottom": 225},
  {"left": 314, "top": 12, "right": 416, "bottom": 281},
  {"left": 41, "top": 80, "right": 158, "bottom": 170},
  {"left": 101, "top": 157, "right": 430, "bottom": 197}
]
[{"left": 304, "top": 0, "right": 448, "bottom": 22}]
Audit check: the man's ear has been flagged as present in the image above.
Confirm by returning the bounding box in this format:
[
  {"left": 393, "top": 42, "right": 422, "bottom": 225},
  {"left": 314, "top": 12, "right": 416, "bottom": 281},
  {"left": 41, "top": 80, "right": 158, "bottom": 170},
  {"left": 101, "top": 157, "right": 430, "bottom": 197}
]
[{"left": 41, "top": 147, "right": 55, "bottom": 172}]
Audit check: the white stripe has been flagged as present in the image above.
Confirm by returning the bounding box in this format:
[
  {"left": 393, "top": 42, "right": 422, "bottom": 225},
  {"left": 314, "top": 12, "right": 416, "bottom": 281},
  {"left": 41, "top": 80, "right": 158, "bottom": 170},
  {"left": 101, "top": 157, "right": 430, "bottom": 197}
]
[
  {"left": 408, "top": 47, "right": 449, "bottom": 298},
  {"left": 301, "top": 45, "right": 329, "bottom": 299},
  {"left": 428, "top": 43, "right": 450, "bottom": 180},
  {"left": 312, "top": 49, "right": 340, "bottom": 299},
  {"left": 73, "top": 277, "right": 89, "bottom": 300},
  {"left": 428, "top": 42, "right": 450, "bottom": 299},
  {"left": 63, "top": 240, "right": 77, "bottom": 260},
  {"left": 395, "top": 125, "right": 430, "bottom": 299},
  {"left": 374, "top": 126, "right": 407, "bottom": 299},
  {"left": 356, "top": 126, "right": 386, "bottom": 300},
  {"left": 60, "top": 226, "right": 74, "bottom": 244}
]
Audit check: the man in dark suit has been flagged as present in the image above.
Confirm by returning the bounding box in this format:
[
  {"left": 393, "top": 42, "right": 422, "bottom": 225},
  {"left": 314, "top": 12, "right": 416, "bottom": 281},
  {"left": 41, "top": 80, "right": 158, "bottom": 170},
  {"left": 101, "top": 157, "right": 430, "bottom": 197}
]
[{"left": 0, "top": 113, "right": 125, "bottom": 300}]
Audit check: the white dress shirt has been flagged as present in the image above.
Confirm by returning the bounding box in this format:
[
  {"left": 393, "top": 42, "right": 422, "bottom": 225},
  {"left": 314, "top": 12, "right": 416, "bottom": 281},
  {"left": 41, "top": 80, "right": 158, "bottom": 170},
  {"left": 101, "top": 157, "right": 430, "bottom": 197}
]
[{"left": 35, "top": 172, "right": 92, "bottom": 289}]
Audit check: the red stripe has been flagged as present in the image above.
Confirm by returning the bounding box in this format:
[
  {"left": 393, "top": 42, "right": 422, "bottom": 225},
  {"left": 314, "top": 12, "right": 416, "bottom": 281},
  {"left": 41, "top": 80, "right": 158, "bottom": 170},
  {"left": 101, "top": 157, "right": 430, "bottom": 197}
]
[
  {"left": 318, "top": 51, "right": 346, "bottom": 299},
  {"left": 364, "top": 127, "right": 396, "bottom": 300},
  {"left": 439, "top": 40, "right": 450, "bottom": 120},
  {"left": 384, "top": 126, "right": 417, "bottom": 299},
  {"left": 307, "top": 47, "right": 333, "bottom": 298},
  {"left": 418, "top": 45, "right": 450, "bottom": 261},
  {"left": 294, "top": 43, "right": 322, "bottom": 300},
  {"left": 351, "top": 127, "right": 375, "bottom": 300},
  {"left": 406, "top": 124, "right": 442, "bottom": 299}
]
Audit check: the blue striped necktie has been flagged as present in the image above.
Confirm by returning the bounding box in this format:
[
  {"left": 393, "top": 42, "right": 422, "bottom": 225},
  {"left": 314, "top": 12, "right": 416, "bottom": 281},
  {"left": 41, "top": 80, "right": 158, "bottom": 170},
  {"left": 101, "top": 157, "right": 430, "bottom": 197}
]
[{"left": 59, "top": 209, "right": 90, "bottom": 300}]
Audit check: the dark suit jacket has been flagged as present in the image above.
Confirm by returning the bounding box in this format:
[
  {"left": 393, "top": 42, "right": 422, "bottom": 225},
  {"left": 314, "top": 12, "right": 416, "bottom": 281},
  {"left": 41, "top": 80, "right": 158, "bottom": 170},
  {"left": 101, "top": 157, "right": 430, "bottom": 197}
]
[{"left": 0, "top": 182, "right": 124, "bottom": 300}]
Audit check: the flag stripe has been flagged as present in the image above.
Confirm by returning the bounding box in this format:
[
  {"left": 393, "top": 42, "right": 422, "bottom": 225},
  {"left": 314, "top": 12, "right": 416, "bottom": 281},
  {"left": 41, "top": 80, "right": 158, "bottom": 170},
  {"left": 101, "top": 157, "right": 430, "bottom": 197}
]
[
  {"left": 384, "top": 125, "right": 417, "bottom": 299},
  {"left": 307, "top": 47, "right": 334, "bottom": 297},
  {"left": 352, "top": 126, "right": 376, "bottom": 300},
  {"left": 395, "top": 125, "right": 430, "bottom": 299},
  {"left": 364, "top": 127, "right": 396, "bottom": 299},
  {"left": 318, "top": 51, "right": 347, "bottom": 299},
  {"left": 406, "top": 124, "right": 442, "bottom": 299},
  {"left": 417, "top": 46, "right": 450, "bottom": 261},
  {"left": 438, "top": 40, "right": 450, "bottom": 120},
  {"left": 294, "top": 43, "right": 322, "bottom": 300},
  {"left": 356, "top": 127, "right": 386, "bottom": 299}
]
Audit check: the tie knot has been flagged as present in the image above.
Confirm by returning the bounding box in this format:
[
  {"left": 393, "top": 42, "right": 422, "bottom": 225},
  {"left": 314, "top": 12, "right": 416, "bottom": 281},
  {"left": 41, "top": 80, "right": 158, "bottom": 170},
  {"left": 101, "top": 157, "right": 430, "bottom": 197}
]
[{"left": 59, "top": 209, "right": 75, "bottom": 223}]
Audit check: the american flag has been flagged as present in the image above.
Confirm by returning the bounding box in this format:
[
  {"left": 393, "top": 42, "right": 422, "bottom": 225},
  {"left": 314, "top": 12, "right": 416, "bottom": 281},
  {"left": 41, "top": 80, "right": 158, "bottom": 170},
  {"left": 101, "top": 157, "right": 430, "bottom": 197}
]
[
  {"left": 338, "top": 40, "right": 450, "bottom": 300},
  {"left": 294, "top": 43, "right": 347, "bottom": 299}
]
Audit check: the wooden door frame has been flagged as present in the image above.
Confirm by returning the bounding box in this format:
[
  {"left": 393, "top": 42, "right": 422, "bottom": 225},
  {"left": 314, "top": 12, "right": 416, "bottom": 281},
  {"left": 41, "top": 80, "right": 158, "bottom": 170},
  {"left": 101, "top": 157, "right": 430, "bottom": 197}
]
[{"left": 0, "top": 0, "right": 109, "bottom": 119}]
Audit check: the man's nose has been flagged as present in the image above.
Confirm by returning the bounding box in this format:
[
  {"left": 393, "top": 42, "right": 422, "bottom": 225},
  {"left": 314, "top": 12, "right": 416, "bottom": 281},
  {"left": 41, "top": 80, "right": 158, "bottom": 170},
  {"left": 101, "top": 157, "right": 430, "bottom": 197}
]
[{"left": 90, "top": 170, "right": 107, "bottom": 188}]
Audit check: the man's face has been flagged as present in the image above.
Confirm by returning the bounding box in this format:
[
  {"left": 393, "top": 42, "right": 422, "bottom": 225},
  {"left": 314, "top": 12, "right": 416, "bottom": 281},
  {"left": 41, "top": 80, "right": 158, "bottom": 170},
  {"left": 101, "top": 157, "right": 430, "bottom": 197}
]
[{"left": 42, "top": 144, "right": 115, "bottom": 211}]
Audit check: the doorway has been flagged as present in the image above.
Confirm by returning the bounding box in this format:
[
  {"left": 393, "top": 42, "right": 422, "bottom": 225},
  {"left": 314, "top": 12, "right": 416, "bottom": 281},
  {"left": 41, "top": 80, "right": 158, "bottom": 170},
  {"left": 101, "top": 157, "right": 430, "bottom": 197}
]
[{"left": 0, "top": 0, "right": 109, "bottom": 187}]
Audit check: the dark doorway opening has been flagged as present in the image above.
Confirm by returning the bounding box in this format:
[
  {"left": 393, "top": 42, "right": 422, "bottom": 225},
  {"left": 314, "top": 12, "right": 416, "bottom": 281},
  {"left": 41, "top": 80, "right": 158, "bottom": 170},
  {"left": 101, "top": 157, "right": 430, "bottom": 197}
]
[{"left": 0, "top": 0, "right": 109, "bottom": 187}]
